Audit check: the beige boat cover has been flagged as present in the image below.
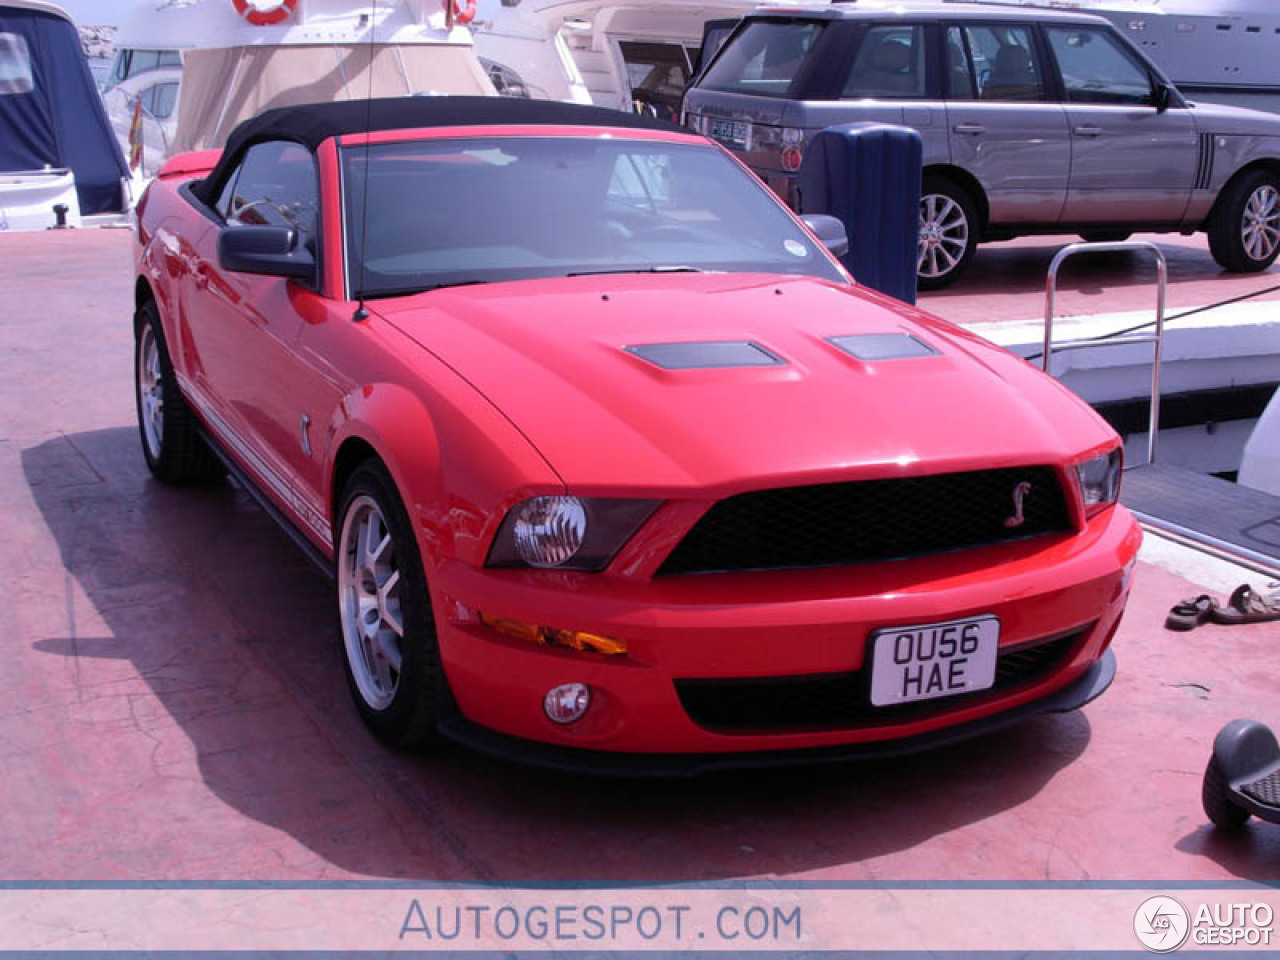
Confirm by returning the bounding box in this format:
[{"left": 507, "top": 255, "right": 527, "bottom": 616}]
[{"left": 172, "top": 44, "right": 496, "bottom": 153}]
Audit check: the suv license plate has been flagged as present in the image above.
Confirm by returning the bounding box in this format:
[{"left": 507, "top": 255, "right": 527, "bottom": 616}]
[
  {"left": 869, "top": 615, "right": 999, "bottom": 707},
  {"left": 710, "top": 118, "right": 750, "bottom": 149}
]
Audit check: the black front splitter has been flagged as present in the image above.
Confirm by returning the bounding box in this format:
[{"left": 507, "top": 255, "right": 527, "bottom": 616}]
[{"left": 435, "top": 649, "right": 1116, "bottom": 779}]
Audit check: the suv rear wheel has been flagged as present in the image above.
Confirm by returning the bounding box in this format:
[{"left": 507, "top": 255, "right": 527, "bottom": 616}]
[
  {"left": 1208, "top": 170, "right": 1280, "bottom": 272},
  {"left": 918, "top": 176, "right": 978, "bottom": 290}
]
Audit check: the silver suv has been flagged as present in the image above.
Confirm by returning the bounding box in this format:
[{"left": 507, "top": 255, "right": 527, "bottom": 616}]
[{"left": 684, "top": 1, "right": 1280, "bottom": 288}]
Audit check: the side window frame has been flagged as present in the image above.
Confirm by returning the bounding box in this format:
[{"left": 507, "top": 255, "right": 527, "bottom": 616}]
[
  {"left": 1041, "top": 23, "right": 1160, "bottom": 107},
  {"left": 943, "top": 23, "right": 977, "bottom": 101},
  {"left": 1030, "top": 23, "right": 1068, "bottom": 103},
  {"left": 208, "top": 139, "right": 323, "bottom": 290},
  {"left": 950, "top": 21, "right": 1056, "bottom": 104},
  {"left": 837, "top": 21, "right": 936, "bottom": 102}
]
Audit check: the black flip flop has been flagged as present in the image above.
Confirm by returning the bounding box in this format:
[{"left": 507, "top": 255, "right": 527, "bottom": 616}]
[
  {"left": 1207, "top": 585, "right": 1280, "bottom": 626},
  {"left": 1165, "top": 594, "right": 1218, "bottom": 631}
]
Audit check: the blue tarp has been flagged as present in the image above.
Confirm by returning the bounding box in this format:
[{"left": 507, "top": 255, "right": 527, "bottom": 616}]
[{"left": 0, "top": 5, "right": 127, "bottom": 214}]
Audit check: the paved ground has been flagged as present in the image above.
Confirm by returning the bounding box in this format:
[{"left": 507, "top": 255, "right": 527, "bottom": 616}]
[
  {"left": 921, "top": 232, "right": 1280, "bottom": 327},
  {"left": 1, "top": 227, "right": 1277, "bottom": 883}
]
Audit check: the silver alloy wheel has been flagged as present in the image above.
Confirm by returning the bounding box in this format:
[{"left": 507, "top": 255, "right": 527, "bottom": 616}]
[
  {"left": 918, "top": 193, "right": 970, "bottom": 279},
  {"left": 137, "top": 325, "right": 164, "bottom": 460},
  {"left": 1242, "top": 184, "right": 1280, "bottom": 262},
  {"left": 338, "top": 495, "right": 405, "bottom": 711}
]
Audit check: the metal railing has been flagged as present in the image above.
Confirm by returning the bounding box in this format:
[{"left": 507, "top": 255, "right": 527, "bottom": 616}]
[{"left": 1043, "top": 241, "right": 1167, "bottom": 465}]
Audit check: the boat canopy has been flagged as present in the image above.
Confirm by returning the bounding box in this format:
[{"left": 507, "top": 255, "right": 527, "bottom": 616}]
[
  {"left": 172, "top": 43, "right": 495, "bottom": 153},
  {"left": 0, "top": 2, "right": 127, "bottom": 214}
]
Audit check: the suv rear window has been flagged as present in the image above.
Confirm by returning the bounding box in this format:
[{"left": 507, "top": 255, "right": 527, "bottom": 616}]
[{"left": 698, "top": 19, "right": 826, "bottom": 98}]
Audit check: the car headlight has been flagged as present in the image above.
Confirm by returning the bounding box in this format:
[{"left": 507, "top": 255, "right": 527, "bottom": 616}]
[
  {"left": 1075, "top": 448, "right": 1122, "bottom": 518},
  {"left": 487, "top": 496, "right": 661, "bottom": 571}
]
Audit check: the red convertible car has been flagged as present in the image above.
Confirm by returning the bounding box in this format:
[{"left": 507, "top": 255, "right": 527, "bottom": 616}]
[{"left": 133, "top": 97, "right": 1140, "bottom": 774}]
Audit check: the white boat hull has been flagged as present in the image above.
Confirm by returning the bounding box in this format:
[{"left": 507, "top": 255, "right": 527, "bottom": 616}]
[{"left": 0, "top": 170, "right": 82, "bottom": 231}]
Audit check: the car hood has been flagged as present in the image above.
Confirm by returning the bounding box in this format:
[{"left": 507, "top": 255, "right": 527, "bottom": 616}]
[{"left": 376, "top": 274, "right": 1115, "bottom": 494}]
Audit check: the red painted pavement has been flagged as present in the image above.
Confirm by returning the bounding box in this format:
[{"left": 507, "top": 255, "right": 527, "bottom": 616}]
[
  {"left": 921, "top": 232, "right": 1280, "bottom": 327},
  {"left": 0, "top": 227, "right": 1276, "bottom": 882}
]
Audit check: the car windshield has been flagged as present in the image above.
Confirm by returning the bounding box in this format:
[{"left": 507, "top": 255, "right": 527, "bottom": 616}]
[{"left": 341, "top": 135, "right": 846, "bottom": 298}]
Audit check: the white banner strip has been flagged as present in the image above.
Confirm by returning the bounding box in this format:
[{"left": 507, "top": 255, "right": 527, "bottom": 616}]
[{"left": 0, "top": 888, "right": 1275, "bottom": 952}]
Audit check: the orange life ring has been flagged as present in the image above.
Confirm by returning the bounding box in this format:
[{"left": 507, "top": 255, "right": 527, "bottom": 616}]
[
  {"left": 448, "top": 0, "right": 476, "bottom": 25},
  {"left": 232, "top": 0, "right": 297, "bottom": 26}
]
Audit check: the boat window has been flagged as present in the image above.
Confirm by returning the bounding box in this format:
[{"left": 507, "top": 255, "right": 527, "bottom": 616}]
[
  {"left": 1046, "top": 26, "right": 1155, "bottom": 105},
  {"left": 843, "top": 25, "right": 927, "bottom": 99},
  {"left": 478, "top": 57, "right": 529, "bottom": 98},
  {"left": 342, "top": 135, "right": 847, "bottom": 299},
  {"left": 106, "top": 48, "right": 181, "bottom": 89},
  {"left": 223, "top": 140, "right": 319, "bottom": 241},
  {"left": 958, "top": 24, "right": 1049, "bottom": 102},
  {"left": 698, "top": 19, "right": 827, "bottom": 98},
  {"left": 618, "top": 41, "right": 691, "bottom": 123},
  {"left": 142, "top": 81, "right": 179, "bottom": 120},
  {"left": 0, "top": 33, "right": 33, "bottom": 96}
]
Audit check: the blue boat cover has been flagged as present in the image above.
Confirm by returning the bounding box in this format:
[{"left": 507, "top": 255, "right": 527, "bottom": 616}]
[{"left": 0, "top": 5, "right": 127, "bottom": 214}]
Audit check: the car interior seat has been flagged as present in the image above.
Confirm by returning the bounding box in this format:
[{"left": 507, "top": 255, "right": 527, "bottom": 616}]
[
  {"left": 847, "top": 37, "right": 919, "bottom": 97},
  {"left": 982, "top": 44, "right": 1042, "bottom": 101}
]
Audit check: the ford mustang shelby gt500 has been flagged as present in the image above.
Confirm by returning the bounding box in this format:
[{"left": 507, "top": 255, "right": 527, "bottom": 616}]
[{"left": 132, "top": 97, "right": 1139, "bottom": 773}]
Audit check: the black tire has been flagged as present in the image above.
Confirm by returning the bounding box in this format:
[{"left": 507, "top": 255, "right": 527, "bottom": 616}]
[
  {"left": 1208, "top": 169, "right": 1280, "bottom": 272},
  {"left": 133, "top": 299, "right": 221, "bottom": 483},
  {"left": 1079, "top": 231, "right": 1132, "bottom": 244},
  {"left": 335, "top": 459, "right": 447, "bottom": 748},
  {"left": 1202, "top": 756, "right": 1251, "bottom": 830},
  {"left": 918, "top": 176, "right": 979, "bottom": 290}
]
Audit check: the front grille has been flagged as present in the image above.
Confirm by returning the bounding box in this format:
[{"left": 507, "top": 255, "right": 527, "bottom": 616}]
[
  {"left": 658, "top": 466, "right": 1072, "bottom": 576},
  {"left": 674, "top": 626, "right": 1090, "bottom": 733}
]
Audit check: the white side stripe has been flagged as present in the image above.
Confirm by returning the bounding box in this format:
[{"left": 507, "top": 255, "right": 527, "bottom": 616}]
[{"left": 178, "top": 373, "right": 333, "bottom": 544}]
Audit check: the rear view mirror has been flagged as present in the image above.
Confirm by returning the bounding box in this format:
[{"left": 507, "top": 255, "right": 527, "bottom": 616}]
[
  {"left": 218, "top": 225, "right": 315, "bottom": 281},
  {"left": 801, "top": 214, "right": 850, "bottom": 259}
]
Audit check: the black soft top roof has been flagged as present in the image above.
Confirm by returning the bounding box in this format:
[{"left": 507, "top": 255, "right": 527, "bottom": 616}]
[{"left": 194, "top": 96, "right": 685, "bottom": 204}]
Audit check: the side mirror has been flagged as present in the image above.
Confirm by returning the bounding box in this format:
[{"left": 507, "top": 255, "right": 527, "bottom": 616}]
[
  {"left": 218, "top": 225, "right": 315, "bottom": 281},
  {"left": 801, "top": 213, "right": 850, "bottom": 259},
  {"left": 1153, "top": 81, "right": 1172, "bottom": 113}
]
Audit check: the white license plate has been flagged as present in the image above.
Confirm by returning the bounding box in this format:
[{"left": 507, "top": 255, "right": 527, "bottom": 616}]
[
  {"left": 710, "top": 118, "right": 750, "bottom": 149},
  {"left": 869, "top": 615, "right": 999, "bottom": 707}
]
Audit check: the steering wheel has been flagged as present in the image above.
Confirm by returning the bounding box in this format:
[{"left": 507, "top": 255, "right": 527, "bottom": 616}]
[{"left": 231, "top": 197, "right": 305, "bottom": 231}]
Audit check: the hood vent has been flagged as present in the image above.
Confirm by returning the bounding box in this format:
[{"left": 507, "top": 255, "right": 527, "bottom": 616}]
[
  {"left": 828, "top": 333, "right": 939, "bottom": 362},
  {"left": 625, "top": 341, "right": 785, "bottom": 371}
]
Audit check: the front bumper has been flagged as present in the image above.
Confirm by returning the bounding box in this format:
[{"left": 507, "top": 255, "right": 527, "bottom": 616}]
[
  {"left": 430, "top": 505, "right": 1140, "bottom": 758},
  {"left": 437, "top": 650, "right": 1116, "bottom": 778}
]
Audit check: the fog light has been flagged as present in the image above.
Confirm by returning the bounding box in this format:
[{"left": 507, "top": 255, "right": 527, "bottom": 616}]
[{"left": 544, "top": 683, "right": 591, "bottom": 724}]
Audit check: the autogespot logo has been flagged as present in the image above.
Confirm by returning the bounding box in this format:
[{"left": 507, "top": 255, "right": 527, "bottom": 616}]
[{"left": 1134, "top": 896, "right": 1191, "bottom": 953}]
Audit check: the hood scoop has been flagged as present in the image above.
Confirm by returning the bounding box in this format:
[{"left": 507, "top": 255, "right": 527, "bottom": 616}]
[
  {"left": 625, "top": 340, "right": 785, "bottom": 371},
  {"left": 828, "top": 333, "right": 939, "bottom": 362}
]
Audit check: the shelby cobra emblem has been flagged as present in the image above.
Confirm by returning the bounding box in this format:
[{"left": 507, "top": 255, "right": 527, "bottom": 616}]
[{"left": 1004, "top": 481, "right": 1033, "bottom": 529}]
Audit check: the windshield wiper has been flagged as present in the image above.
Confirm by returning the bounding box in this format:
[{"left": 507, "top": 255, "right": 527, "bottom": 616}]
[
  {"left": 363, "top": 279, "right": 489, "bottom": 299},
  {"left": 566, "top": 265, "right": 704, "bottom": 277}
]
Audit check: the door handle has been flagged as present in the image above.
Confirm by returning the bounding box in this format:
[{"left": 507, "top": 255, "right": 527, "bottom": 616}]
[
  {"left": 952, "top": 123, "right": 986, "bottom": 135},
  {"left": 1074, "top": 125, "right": 1103, "bottom": 137}
]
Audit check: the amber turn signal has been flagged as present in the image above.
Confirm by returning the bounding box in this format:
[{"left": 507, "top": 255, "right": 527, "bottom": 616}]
[{"left": 478, "top": 613, "right": 627, "bottom": 656}]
